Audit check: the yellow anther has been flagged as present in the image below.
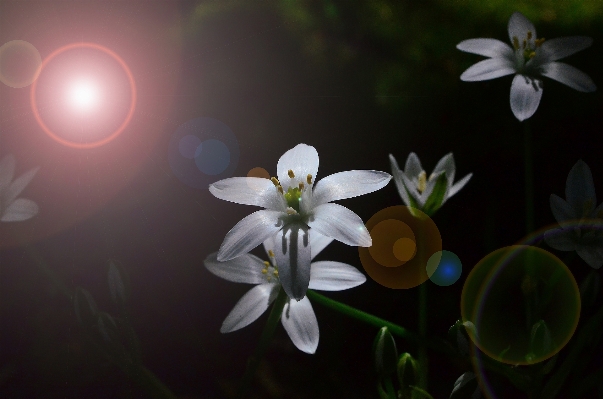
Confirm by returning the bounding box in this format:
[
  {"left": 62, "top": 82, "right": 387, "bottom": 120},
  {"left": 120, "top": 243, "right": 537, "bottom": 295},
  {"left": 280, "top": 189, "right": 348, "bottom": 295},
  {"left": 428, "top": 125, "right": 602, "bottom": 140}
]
[
  {"left": 271, "top": 177, "right": 280, "bottom": 186},
  {"left": 277, "top": 186, "right": 284, "bottom": 194},
  {"left": 286, "top": 207, "right": 298, "bottom": 215},
  {"left": 263, "top": 261, "right": 270, "bottom": 267},
  {"left": 417, "top": 171, "right": 427, "bottom": 193},
  {"left": 307, "top": 174, "right": 313, "bottom": 184},
  {"left": 529, "top": 51, "right": 536, "bottom": 59},
  {"left": 268, "top": 250, "right": 275, "bottom": 257},
  {"left": 512, "top": 36, "right": 520, "bottom": 50},
  {"left": 298, "top": 182, "right": 305, "bottom": 190},
  {"left": 288, "top": 169, "right": 295, "bottom": 178},
  {"left": 273, "top": 270, "right": 279, "bottom": 276},
  {"left": 522, "top": 39, "right": 527, "bottom": 49},
  {"left": 261, "top": 268, "right": 268, "bottom": 274},
  {"left": 535, "top": 38, "right": 545, "bottom": 47},
  {"left": 527, "top": 31, "right": 532, "bottom": 40}
]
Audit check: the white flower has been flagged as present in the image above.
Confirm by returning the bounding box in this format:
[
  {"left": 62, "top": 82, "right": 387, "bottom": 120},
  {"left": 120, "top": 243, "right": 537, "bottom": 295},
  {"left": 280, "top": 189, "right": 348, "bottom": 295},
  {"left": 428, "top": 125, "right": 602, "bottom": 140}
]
[
  {"left": 204, "top": 231, "right": 366, "bottom": 354},
  {"left": 389, "top": 152, "right": 472, "bottom": 215},
  {"left": 544, "top": 160, "right": 603, "bottom": 269},
  {"left": 209, "top": 143, "right": 391, "bottom": 300},
  {"left": 457, "top": 11, "right": 596, "bottom": 121},
  {"left": 0, "top": 154, "right": 39, "bottom": 222}
]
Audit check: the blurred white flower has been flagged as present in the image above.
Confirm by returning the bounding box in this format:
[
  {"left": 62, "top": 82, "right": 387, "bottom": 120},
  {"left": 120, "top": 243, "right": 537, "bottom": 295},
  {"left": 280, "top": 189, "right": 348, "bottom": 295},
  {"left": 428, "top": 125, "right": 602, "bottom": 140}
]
[
  {"left": 204, "top": 231, "right": 366, "bottom": 354},
  {"left": 544, "top": 160, "right": 603, "bottom": 269},
  {"left": 389, "top": 152, "right": 472, "bottom": 216},
  {"left": 0, "top": 154, "right": 39, "bottom": 222},
  {"left": 209, "top": 143, "right": 391, "bottom": 300},
  {"left": 458, "top": 11, "right": 596, "bottom": 121}
]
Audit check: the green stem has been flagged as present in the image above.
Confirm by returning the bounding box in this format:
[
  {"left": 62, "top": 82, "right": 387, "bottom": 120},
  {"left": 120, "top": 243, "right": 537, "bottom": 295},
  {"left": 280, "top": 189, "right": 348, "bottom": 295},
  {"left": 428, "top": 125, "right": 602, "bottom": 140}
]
[
  {"left": 237, "top": 287, "right": 288, "bottom": 398},
  {"left": 524, "top": 120, "right": 534, "bottom": 234},
  {"left": 384, "top": 376, "right": 396, "bottom": 399},
  {"left": 417, "top": 223, "right": 428, "bottom": 391}
]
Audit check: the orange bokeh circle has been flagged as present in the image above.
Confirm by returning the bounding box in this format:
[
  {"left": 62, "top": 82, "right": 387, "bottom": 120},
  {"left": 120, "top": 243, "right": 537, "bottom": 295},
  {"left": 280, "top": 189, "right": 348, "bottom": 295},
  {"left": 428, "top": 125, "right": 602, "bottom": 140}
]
[
  {"left": 30, "top": 42, "right": 136, "bottom": 149},
  {"left": 359, "top": 206, "right": 442, "bottom": 289}
]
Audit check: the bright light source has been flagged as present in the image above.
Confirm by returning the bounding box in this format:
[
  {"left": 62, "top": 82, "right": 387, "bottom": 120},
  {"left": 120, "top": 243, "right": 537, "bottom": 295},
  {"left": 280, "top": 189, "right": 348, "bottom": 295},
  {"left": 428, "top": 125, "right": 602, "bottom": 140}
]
[{"left": 67, "top": 79, "right": 99, "bottom": 112}]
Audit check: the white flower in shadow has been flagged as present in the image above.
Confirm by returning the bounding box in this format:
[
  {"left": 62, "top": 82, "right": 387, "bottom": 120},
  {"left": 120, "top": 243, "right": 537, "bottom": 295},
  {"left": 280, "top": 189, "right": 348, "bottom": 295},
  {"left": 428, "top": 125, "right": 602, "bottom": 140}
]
[
  {"left": 0, "top": 154, "right": 39, "bottom": 222},
  {"left": 458, "top": 11, "right": 596, "bottom": 121},
  {"left": 204, "top": 231, "right": 366, "bottom": 354}
]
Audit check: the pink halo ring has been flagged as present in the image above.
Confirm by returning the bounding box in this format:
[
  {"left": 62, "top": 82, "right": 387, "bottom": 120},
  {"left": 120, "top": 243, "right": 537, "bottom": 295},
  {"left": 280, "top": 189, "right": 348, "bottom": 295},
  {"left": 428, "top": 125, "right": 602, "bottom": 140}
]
[{"left": 30, "top": 42, "right": 136, "bottom": 149}]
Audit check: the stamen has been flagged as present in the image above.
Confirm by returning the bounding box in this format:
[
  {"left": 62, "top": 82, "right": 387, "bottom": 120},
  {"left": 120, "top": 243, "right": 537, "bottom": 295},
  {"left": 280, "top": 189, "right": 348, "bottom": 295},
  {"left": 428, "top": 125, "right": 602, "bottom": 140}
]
[
  {"left": 268, "top": 250, "right": 275, "bottom": 257},
  {"left": 273, "top": 270, "right": 279, "bottom": 276},
  {"left": 527, "top": 31, "right": 532, "bottom": 40},
  {"left": 286, "top": 207, "right": 298, "bottom": 215},
  {"left": 307, "top": 174, "right": 313, "bottom": 184},
  {"left": 288, "top": 169, "right": 295, "bottom": 178},
  {"left": 261, "top": 268, "right": 268, "bottom": 274},
  {"left": 512, "top": 36, "right": 520, "bottom": 50},
  {"left": 535, "top": 38, "right": 545, "bottom": 47},
  {"left": 271, "top": 177, "right": 280, "bottom": 186},
  {"left": 263, "top": 261, "right": 270, "bottom": 267},
  {"left": 522, "top": 39, "right": 527, "bottom": 49},
  {"left": 298, "top": 182, "right": 305, "bottom": 190},
  {"left": 277, "top": 186, "right": 284, "bottom": 194},
  {"left": 417, "top": 171, "right": 427, "bottom": 193}
]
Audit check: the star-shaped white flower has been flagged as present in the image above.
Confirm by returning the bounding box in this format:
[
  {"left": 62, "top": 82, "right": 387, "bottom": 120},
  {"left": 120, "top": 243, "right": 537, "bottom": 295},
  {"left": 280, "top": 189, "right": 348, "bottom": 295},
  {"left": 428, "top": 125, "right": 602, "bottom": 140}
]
[
  {"left": 204, "top": 231, "right": 366, "bottom": 354},
  {"left": 389, "top": 152, "right": 472, "bottom": 216},
  {"left": 544, "top": 160, "right": 603, "bottom": 269},
  {"left": 457, "top": 11, "right": 596, "bottom": 121},
  {"left": 209, "top": 143, "right": 391, "bottom": 300},
  {"left": 0, "top": 154, "right": 39, "bottom": 222}
]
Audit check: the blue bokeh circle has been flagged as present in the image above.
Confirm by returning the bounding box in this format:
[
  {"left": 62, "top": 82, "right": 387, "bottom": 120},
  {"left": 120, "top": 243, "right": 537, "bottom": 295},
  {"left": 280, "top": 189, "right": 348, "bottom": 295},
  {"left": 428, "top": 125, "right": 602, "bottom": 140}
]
[{"left": 426, "top": 250, "right": 462, "bottom": 286}]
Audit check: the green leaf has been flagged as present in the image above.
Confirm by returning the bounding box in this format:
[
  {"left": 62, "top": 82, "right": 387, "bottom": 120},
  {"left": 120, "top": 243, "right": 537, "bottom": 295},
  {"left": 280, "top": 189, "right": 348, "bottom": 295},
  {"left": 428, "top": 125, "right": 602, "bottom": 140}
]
[
  {"left": 423, "top": 172, "right": 448, "bottom": 216},
  {"left": 373, "top": 327, "right": 398, "bottom": 376}
]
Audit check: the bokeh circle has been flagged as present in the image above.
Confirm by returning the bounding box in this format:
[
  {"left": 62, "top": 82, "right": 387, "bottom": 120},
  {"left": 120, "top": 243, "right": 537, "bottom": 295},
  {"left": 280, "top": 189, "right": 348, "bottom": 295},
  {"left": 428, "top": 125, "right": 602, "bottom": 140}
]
[
  {"left": 0, "top": 40, "right": 42, "bottom": 88},
  {"left": 359, "top": 206, "right": 442, "bottom": 289},
  {"left": 168, "top": 117, "right": 240, "bottom": 189},
  {"left": 461, "top": 245, "right": 580, "bottom": 366},
  {"left": 426, "top": 250, "right": 462, "bottom": 286}
]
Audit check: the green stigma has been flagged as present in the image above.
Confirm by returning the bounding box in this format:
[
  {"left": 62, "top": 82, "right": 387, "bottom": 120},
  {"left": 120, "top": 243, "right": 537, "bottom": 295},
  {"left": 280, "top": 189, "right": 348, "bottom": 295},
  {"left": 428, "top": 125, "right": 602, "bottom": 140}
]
[{"left": 284, "top": 186, "right": 302, "bottom": 212}]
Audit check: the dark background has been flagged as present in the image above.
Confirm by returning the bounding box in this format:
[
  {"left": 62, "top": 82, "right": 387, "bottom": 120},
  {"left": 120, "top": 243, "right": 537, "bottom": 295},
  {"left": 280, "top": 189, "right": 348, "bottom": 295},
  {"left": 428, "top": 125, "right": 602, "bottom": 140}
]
[{"left": 1, "top": 1, "right": 602, "bottom": 398}]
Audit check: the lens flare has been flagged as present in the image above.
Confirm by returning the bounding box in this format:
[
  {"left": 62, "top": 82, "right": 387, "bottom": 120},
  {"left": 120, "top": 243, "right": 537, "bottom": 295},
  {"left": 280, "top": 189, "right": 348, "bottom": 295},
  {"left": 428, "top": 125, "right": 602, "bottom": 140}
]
[{"left": 67, "top": 79, "right": 99, "bottom": 112}]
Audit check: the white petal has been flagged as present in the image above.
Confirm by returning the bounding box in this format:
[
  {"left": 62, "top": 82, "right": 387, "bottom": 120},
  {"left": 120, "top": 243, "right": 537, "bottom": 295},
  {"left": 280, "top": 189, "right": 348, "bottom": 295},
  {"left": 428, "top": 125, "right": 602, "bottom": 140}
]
[
  {"left": 1, "top": 198, "right": 38, "bottom": 222},
  {"left": 576, "top": 245, "right": 603, "bottom": 269},
  {"left": 274, "top": 224, "right": 312, "bottom": 300},
  {"left": 220, "top": 283, "right": 278, "bottom": 333},
  {"left": 312, "top": 170, "right": 391, "bottom": 206},
  {"left": 309, "top": 230, "right": 334, "bottom": 260},
  {"left": 549, "top": 194, "right": 575, "bottom": 225},
  {"left": 204, "top": 252, "right": 267, "bottom": 284},
  {"left": 277, "top": 144, "right": 319, "bottom": 191},
  {"left": 404, "top": 153, "right": 423, "bottom": 180},
  {"left": 544, "top": 228, "right": 577, "bottom": 251},
  {"left": 538, "top": 36, "right": 593, "bottom": 62},
  {"left": 0, "top": 154, "right": 15, "bottom": 189},
  {"left": 447, "top": 173, "right": 472, "bottom": 199},
  {"left": 399, "top": 171, "right": 424, "bottom": 207},
  {"left": 5, "top": 167, "right": 38, "bottom": 206},
  {"left": 217, "top": 210, "right": 283, "bottom": 261},
  {"left": 389, "top": 154, "right": 411, "bottom": 207},
  {"left": 508, "top": 12, "right": 536, "bottom": 46},
  {"left": 451, "top": 372, "right": 476, "bottom": 397},
  {"left": 460, "top": 58, "right": 516, "bottom": 81},
  {"left": 308, "top": 203, "right": 371, "bottom": 247},
  {"left": 456, "top": 38, "right": 514, "bottom": 58},
  {"left": 565, "top": 160, "right": 596, "bottom": 216},
  {"left": 540, "top": 61, "right": 596, "bottom": 92},
  {"left": 209, "top": 177, "right": 286, "bottom": 211},
  {"left": 431, "top": 153, "right": 456, "bottom": 187},
  {"left": 281, "top": 297, "right": 319, "bottom": 354},
  {"left": 510, "top": 74, "right": 543, "bottom": 121},
  {"left": 308, "top": 261, "right": 366, "bottom": 291}
]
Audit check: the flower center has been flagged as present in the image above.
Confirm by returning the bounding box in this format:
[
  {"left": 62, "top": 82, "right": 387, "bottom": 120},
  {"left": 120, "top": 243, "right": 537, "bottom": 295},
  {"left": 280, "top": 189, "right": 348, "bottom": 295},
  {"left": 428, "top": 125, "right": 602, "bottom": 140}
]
[
  {"left": 261, "top": 251, "right": 280, "bottom": 283},
  {"left": 271, "top": 169, "right": 313, "bottom": 215},
  {"left": 512, "top": 31, "right": 545, "bottom": 68}
]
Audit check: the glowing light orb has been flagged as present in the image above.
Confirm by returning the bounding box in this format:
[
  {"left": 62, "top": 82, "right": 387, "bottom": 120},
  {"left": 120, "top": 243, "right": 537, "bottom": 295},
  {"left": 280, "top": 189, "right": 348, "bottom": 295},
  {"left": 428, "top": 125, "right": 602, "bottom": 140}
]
[
  {"left": 426, "top": 250, "right": 462, "bottom": 286},
  {"left": 0, "top": 40, "right": 42, "bottom": 88},
  {"left": 67, "top": 79, "right": 100, "bottom": 112}
]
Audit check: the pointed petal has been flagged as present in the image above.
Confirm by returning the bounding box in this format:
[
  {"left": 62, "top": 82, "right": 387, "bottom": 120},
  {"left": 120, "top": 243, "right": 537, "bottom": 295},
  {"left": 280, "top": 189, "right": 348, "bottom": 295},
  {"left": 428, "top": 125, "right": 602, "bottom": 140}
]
[
  {"left": 274, "top": 225, "right": 312, "bottom": 300},
  {"left": 419, "top": 171, "right": 443, "bottom": 206},
  {"left": 540, "top": 61, "right": 596, "bottom": 92},
  {"left": 312, "top": 170, "right": 392, "bottom": 206},
  {"left": 308, "top": 261, "right": 366, "bottom": 291},
  {"left": 308, "top": 203, "right": 372, "bottom": 247},
  {"left": 389, "top": 154, "right": 411, "bottom": 207},
  {"left": 217, "top": 210, "right": 283, "bottom": 261},
  {"left": 277, "top": 144, "right": 319, "bottom": 191},
  {"left": 309, "top": 230, "right": 334, "bottom": 260},
  {"left": 447, "top": 173, "right": 472, "bottom": 199},
  {"left": 1, "top": 198, "right": 39, "bottom": 222},
  {"left": 457, "top": 38, "right": 514, "bottom": 58},
  {"left": 576, "top": 245, "right": 603, "bottom": 269},
  {"left": 431, "top": 153, "right": 456, "bottom": 187},
  {"left": 220, "top": 283, "right": 278, "bottom": 333},
  {"left": 538, "top": 36, "right": 593, "bottom": 62},
  {"left": 209, "top": 177, "right": 286, "bottom": 211},
  {"left": 5, "top": 167, "right": 38, "bottom": 206},
  {"left": 281, "top": 296, "right": 319, "bottom": 354},
  {"left": 204, "top": 252, "right": 267, "bottom": 284},
  {"left": 400, "top": 171, "right": 424, "bottom": 208},
  {"left": 0, "top": 154, "right": 15, "bottom": 189},
  {"left": 565, "top": 160, "right": 596, "bottom": 216},
  {"left": 550, "top": 194, "right": 575, "bottom": 224},
  {"left": 510, "top": 74, "right": 543, "bottom": 121},
  {"left": 460, "top": 58, "right": 516, "bottom": 81},
  {"left": 404, "top": 153, "right": 423, "bottom": 180},
  {"left": 508, "top": 12, "right": 536, "bottom": 46},
  {"left": 544, "top": 228, "right": 577, "bottom": 251}
]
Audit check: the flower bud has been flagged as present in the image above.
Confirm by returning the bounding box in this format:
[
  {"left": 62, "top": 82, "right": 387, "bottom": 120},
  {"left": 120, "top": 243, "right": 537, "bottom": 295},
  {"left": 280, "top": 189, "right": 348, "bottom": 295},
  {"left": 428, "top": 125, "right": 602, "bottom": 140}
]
[{"left": 373, "top": 327, "right": 398, "bottom": 376}]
